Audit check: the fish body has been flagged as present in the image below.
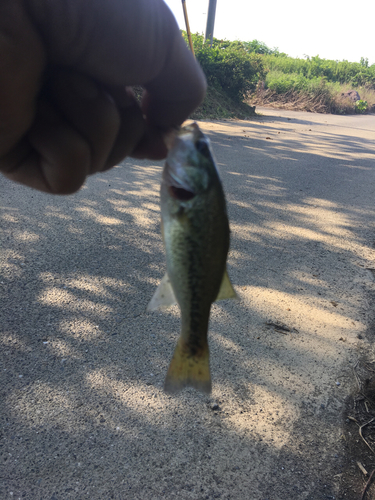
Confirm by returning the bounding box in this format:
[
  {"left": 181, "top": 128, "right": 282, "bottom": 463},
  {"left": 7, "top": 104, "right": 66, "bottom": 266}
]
[{"left": 148, "top": 123, "right": 236, "bottom": 394}]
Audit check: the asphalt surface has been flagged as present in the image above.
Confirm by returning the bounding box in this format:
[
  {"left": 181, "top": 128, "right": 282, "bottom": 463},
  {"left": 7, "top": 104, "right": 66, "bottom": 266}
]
[{"left": 1, "top": 108, "right": 375, "bottom": 499}]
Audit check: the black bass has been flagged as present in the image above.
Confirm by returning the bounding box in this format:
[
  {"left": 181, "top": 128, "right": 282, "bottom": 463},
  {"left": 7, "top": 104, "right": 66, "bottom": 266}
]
[{"left": 147, "top": 123, "right": 236, "bottom": 394}]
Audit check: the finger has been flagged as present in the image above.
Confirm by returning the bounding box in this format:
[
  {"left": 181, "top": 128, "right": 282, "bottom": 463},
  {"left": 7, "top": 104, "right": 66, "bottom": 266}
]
[
  {"left": 48, "top": 70, "right": 128, "bottom": 173},
  {"left": 130, "top": 127, "right": 168, "bottom": 160},
  {"left": 101, "top": 86, "right": 149, "bottom": 168},
  {"left": 3, "top": 100, "right": 90, "bottom": 194},
  {"left": 142, "top": 38, "right": 207, "bottom": 130}
]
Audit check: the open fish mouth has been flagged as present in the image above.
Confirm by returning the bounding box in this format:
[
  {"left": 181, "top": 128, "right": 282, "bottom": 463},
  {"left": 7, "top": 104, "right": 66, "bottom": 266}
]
[
  {"left": 168, "top": 185, "right": 195, "bottom": 201},
  {"left": 163, "top": 158, "right": 196, "bottom": 201}
]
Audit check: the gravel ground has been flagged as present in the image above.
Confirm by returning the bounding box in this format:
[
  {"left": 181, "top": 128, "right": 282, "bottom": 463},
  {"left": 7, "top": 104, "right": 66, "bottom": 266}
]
[{"left": 1, "top": 108, "right": 375, "bottom": 500}]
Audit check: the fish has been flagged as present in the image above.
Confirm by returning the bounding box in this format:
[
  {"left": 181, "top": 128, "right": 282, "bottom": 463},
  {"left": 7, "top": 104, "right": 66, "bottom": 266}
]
[{"left": 147, "top": 122, "right": 236, "bottom": 394}]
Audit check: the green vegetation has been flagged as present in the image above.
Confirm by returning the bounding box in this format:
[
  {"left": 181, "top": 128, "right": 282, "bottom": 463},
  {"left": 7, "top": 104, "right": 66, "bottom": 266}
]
[
  {"left": 252, "top": 55, "right": 375, "bottom": 113},
  {"left": 265, "top": 71, "right": 326, "bottom": 94},
  {"left": 262, "top": 54, "right": 375, "bottom": 87},
  {"left": 182, "top": 32, "right": 265, "bottom": 102},
  {"left": 180, "top": 32, "right": 375, "bottom": 117},
  {"left": 355, "top": 99, "right": 368, "bottom": 114}
]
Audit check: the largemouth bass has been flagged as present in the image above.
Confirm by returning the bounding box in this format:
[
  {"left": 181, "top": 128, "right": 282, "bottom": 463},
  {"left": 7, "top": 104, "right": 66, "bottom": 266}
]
[{"left": 147, "top": 123, "right": 236, "bottom": 394}]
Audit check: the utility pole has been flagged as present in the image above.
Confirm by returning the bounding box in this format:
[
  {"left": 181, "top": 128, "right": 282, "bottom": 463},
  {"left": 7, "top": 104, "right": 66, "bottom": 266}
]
[{"left": 205, "top": 0, "right": 217, "bottom": 47}]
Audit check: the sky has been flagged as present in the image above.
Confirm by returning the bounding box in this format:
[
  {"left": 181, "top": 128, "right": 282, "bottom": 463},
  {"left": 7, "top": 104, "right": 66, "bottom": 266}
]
[{"left": 163, "top": 0, "right": 375, "bottom": 66}]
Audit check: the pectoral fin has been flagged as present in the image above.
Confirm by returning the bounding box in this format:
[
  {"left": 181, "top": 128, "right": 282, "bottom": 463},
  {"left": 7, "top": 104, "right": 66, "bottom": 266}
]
[
  {"left": 215, "top": 268, "right": 238, "bottom": 301},
  {"left": 147, "top": 273, "right": 177, "bottom": 312}
]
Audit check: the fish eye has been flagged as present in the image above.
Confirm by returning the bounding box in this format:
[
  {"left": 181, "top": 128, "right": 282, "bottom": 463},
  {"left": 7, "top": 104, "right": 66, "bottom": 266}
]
[{"left": 195, "top": 139, "right": 210, "bottom": 158}]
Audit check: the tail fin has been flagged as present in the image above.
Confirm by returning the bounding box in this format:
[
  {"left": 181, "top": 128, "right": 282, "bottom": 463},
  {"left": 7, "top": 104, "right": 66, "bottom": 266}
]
[{"left": 164, "top": 338, "right": 211, "bottom": 394}]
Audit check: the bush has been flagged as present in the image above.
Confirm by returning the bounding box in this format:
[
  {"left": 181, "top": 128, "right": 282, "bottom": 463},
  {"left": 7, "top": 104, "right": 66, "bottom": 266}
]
[
  {"left": 265, "top": 71, "right": 311, "bottom": 93},
  {"left": 355, "top": 100, "right": 368, "bottom": 113},
  {"left": 181, "top": 32, "right": 265, "bottom": 102},
  {"left": 242, "top": 39, "right": 281, "bottom": 55}
]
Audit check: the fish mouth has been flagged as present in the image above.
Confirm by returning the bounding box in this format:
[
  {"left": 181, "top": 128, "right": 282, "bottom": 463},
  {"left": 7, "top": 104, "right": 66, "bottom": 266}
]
[
  {"left": 163, "top": 159, "right": 196, "bottom": 201},
  {"left": 168, "top": 185, "right": 195, "bottom": 201}
]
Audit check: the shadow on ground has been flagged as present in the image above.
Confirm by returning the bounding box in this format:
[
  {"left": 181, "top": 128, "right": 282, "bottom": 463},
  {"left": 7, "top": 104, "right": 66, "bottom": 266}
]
[{"left": 1, "top": 112, "right": 375, "bottom": 499}]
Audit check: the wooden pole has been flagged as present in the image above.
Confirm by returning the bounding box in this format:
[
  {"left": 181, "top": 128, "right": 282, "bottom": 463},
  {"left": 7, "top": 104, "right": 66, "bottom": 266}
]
[{"left": 182, "top": 0, "right": 195, "bottom": 57}]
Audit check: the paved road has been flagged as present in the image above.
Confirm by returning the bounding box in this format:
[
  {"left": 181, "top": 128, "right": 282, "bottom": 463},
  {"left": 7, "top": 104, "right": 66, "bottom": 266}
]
[{"left": 1, "top": 109, "right": 375, "bottom": 499}]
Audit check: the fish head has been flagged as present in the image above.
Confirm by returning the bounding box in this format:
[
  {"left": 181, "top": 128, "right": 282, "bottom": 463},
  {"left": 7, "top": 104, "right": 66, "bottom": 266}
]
[{"left": 162, "top": 123, "right": 219, "bottom": 208}]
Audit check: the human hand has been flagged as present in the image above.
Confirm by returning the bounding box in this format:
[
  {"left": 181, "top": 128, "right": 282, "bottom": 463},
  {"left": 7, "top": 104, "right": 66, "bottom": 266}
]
[{"left": 0, "top": 0, "right": 206, "bottom": 194}]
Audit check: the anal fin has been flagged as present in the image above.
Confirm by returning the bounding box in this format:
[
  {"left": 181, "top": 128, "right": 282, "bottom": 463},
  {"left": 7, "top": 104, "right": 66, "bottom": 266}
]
[{"left": 147, "top": 273, "right": 177, "bottom": 312}]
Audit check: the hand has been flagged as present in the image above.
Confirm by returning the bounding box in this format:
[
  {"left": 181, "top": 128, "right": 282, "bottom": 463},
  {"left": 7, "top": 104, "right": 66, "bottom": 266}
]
[{"left": 0, "top": 0, "right": 206, "bottom": 194}]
